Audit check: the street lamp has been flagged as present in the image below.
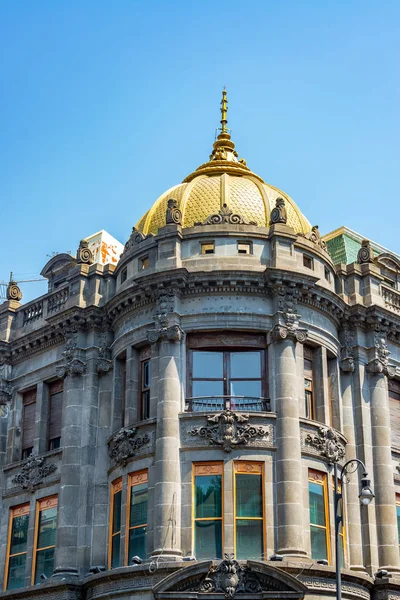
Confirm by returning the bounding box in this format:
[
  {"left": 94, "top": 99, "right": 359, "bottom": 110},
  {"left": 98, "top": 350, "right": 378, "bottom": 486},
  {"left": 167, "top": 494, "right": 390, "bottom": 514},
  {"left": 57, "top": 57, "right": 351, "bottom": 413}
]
[{"left": 334, "top": 459, "right": 374, "bottom": 600}]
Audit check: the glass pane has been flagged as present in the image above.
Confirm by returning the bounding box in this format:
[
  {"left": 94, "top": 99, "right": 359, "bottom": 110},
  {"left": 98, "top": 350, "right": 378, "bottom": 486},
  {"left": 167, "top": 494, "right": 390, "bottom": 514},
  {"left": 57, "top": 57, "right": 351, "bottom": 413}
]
[
  {"left": 236, "top": 519, "right": 263, "bottom": 560},
  {"left": 397, "top": 505, "right": 400, "bottom": 544},
  {"left": 230, "top": 381, "right": 261, "bottom": 398},
  {"left": 7, "top": 554, "right": 26, "bottom": 590},
  {"left": 128, "top": 526, "right": 147, "bottom": 560},
  {"left": 10, "top": 514, "right": 29, "bottom": 555},
  {"left": 143, "top": 361, "right": 150, "bottom": 388},
  {"left": 111, "top": 533, "right": 121, "bottom": 568},
  {"left": 141, "top": 390, "right": 150, "bottom": 419},
  {"left": 230, "top": 352, "right": 261, "bottom": 378},
  {"left": 236, "top": 475, "right": 262, "bottom": 517},
  {"left": 130, "top": 484, "right": 148, "bottom": 527},
  {"left": 195, "top": 475, "right": 222, "bottom": 518},
  {"left": 339, "top": 534, "right": 345, "bottom": 567},
  {"left": 194, "top": 520, "right": 222, "bottom": 560},
  {"left": 193, "top": 351, "right": 223, "bottom": 378},
  {"left": 113, "top": 490, "right": 122, "bottom": 534},
  {"left": 34, "top": 547, "right": 54, "bottom": 583},
  {"left": 193, "top": 381, "right": 224, "bottom": 398},
  {"left": 309, "top": 482, "right": 326, "bottom": 527},
  {"left": 310, "top": 525, "right": 327, "bottom": 560},
  {"left": 37, "top": 507, "right": 57, "bottom": 549}
]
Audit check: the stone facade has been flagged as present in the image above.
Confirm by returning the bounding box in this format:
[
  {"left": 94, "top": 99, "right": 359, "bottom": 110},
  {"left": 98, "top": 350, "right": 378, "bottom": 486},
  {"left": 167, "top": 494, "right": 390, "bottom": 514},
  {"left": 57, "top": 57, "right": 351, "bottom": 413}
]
[{"left": 1, "top": 110, "right": 400, "bottom": 599}]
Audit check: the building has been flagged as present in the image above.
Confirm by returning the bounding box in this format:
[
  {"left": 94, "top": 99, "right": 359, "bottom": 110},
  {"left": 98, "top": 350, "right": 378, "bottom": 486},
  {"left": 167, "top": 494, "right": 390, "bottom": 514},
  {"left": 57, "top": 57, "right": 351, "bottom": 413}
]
[{"left": 1, "top": 91, "right": 400, "bottom": 600}]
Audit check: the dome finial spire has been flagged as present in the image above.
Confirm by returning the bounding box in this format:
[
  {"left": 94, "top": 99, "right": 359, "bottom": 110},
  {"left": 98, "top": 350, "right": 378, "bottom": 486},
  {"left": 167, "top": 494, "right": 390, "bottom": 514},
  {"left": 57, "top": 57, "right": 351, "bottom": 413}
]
[{"left": 220, "top": 87, "right": 228, "bottom": 134}]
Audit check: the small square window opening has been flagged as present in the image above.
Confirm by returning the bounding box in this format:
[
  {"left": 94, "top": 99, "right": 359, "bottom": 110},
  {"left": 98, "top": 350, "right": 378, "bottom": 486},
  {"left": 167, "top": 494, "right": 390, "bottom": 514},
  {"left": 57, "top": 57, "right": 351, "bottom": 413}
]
[
  {"left": 238, "top": 242, "right": 251, "bottom": 255},
  {"left": 201, "top": 243, "right": 215, "bottom": 255},
  {"left": 303, "top": 255, "right": 313, "bottom": 270},
  {"left": 324, "top": 267, "right": 331, "bottom": 282},
  {"left": 140, "top": 257, "right": 149, "bottom": 270}
]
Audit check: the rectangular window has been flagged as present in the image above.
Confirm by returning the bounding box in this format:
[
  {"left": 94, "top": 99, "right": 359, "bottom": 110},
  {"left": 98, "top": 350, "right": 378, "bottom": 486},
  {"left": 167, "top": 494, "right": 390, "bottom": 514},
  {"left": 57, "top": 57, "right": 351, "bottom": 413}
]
[
  {"left": 303, "top": 254, "right": 314, "bottom": 269},
  {"left": 238, "top": 242, "right": 252, "bottom": 255},
  {"left": 109, "top": 478, "right": 122, "bottom": 569},
  {"left": 389, "top": 379, "right": 400, "bottom": 446},
  {"left": 32, "top": 496, "right": 58, "bottom": 585},
  {"left": 234, "top": 462, "right": 264, "bottom": 560},
  {"left": 5, "top": 504, "right": 30, "bottom": 591},
  {"left": 193, "top": 463, "right": 223, "bottom": 560},
  {"left": 22, "top": 389, "right": 36, "bottom": 459},
  {"left": 139, "top": 350, "right": 151, "bottom": 420},
  {"left": 335, "top": 478, "right": 346, "bottom": 567},
  {"left": 201, "top": 242, "right": 215, "bottom": 255},
  {"left": 120, "top": 267, "right": 127, "bottom": 284},
  {"left": 127, "top": 471, "right": 148, "bottom": 563},
  {"left": 324, "top": 267, "right": 331, "bottom": 282},
  {"left": 48, "top": 380, "right": 63, "bottom": 451},
  {"left": 309, "top": 470, "right": 330, "bottom": 562},
  {"left": 140, "top": 256, "right": 149, "bottom": 270},
  {"left": 396, "top": 495, "right": 400, "bottom": 547},
  {"left": 304, "top": 346, "right": 315, "bottom": 420}
]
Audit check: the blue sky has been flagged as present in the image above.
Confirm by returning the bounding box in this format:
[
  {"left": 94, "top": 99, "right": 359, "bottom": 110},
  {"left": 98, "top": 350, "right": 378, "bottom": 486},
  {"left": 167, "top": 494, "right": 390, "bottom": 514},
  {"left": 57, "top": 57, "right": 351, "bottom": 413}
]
[{"left": 1, "top": 1, "right": 399, "bottom": 302}]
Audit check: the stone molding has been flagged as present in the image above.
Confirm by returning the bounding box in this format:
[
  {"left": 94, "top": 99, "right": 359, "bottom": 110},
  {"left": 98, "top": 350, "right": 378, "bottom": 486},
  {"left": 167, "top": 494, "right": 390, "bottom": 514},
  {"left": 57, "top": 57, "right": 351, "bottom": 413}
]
[
  {"left": 108, "top": 427, "right": 151, "bottom": 466},
  {"left": 299, "top": 575, "right": 370, "bottom": 600},
  {"left": 187, "top": 410, "right": 269, "bottom": 453},
  {"left": 269, "top": 197, "right": 287, "bottom": 225},
  {"left": 304, "top": 426, "right": 346, "bottom": 465},
  {"left": 166, "top": 198, "right": 182, "bottom": 225},
  {"left": 12, "top": 454, "right": 57, "bottom": 491}
]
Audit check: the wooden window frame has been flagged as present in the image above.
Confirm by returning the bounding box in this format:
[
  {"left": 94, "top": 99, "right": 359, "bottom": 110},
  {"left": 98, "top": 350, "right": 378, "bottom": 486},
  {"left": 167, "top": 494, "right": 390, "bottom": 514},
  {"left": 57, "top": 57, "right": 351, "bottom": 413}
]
[
  {"left": 4, "top": 503, "right": 30, "bottom": 591},
  {"left": 108, "top": 478, "right": 122, "bottom": 570},
  {"left": 193, "top": 462, "right": 224, "bottom": 559},
  {"left": 31, "top": 495, "right": 58, "bottom": 585},
  {"left": 139, "top": 348, "right": 151, "bottom": 421},
  {"left": 22, "top": 388, "right": 37, "bottom": 459},
  {"left": 234, "top": 461, "right": 265, "bottom": 560},
  {"left": 139, "top": 256, "right": 149, "bottom": 270},
  {"left": 308, "top": 469, "right": 331, "bottom": 563},
  {"left": 125, "top": 470, "right": 148, "bottom": 565},
  {"left": 186, "top": 334, "right": 268, "bottom": 412},
  {"left": 304, "top": 346, "right": 315, "bottom": 420},
  {"left": 47, "top": 380, "right": 63, "bottom": 451}
]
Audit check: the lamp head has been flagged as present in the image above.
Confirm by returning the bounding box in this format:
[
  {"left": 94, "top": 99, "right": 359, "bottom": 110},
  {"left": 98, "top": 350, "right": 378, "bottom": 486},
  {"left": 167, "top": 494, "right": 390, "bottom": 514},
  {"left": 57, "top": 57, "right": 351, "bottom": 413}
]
[{"left": 359, "top": 474, "right": 374, "bottom": 505}]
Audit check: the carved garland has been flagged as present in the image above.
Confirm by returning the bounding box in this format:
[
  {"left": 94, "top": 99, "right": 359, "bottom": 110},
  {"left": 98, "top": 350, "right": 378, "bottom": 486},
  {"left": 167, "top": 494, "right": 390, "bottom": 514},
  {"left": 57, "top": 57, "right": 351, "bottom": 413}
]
[
  {"left": 305, "top": 427, "right": 345, "bottom": 465},
  {"left": 12, "top": 455, "right": 57, "bottom": 491},
  {"left": 108, "top": 427, "right": 151, "bottom": 466}
]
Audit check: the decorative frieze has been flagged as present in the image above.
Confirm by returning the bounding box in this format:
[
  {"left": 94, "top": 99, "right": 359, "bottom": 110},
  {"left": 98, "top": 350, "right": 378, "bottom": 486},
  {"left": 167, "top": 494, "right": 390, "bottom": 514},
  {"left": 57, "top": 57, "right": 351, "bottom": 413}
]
[
  {"left": 12, "top": 455, "right": 57, "bottom": 491},
  {"left": 108, "top": 427, "right": 151, "bottom": 466},
  {"left": 304, "top": 426, "right": 346, "bottom": 465},
  {"left": 269, "top": 197, "right": 287, "bottom": 225},
  {"left": 166, "top": 198, "right": 182, "bottom": 225},
  {"left": 187, "top": 410, "right": 269, "bottom": 453},
  {"left": 76, "top": 239, "right": 94, "bottom": 265},
  {"left": 195, "top": 203, "right": 257, "bottom": 226}
]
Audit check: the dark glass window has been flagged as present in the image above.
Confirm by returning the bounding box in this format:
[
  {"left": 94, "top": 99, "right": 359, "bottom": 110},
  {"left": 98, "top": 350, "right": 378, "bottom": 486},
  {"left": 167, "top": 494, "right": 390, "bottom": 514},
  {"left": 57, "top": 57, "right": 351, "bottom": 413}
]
[
  {"left": 309, "top": 471, "right": 329, "bottom": 562},
  {"left": 235, "top": 463, "right": 264, "bottom": 560},
  {"left": 140, "top": 356, "right": 151, "bottom": 420},
  {"left": 22, "top": 389, "right": 36, "bottom": 459},
  {"left": 128, "top": 471, "right": 148, "bottom": 561},
  {"left": 194, "top": 463, "right": 223, "bottom": 560},
  {"left": 109, "top": 479, "right": 122, "bottom": 569},
  {"left": 6, "top": 504, "right": 30, "bottom": 590},
  {"left": 120, "top": 267, "right": 127, "bottom": 284},
  {"left": 304, "top": 347, "right": 315, "bottom": 420},
  {"left": 33, "top": 498, "right": 57, "bottom": 584},
  {"left": 48, "top": 380, "right": 63, "bottom": 451}
]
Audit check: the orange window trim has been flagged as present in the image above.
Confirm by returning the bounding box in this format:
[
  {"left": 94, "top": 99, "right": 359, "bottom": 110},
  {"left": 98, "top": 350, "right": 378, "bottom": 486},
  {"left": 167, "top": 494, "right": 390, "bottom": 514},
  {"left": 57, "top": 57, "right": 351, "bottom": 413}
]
[
  {"left": 193, "top": 462, "right": 224, "bottom": 556},
  {"left": 125, "top": 470, "right": 148, "bottom": 565},
  {"left": 31, "top": 495, "right": 58, "bottom": 585},
  {"left": 108, "top": 478, "right": 122, "bottom": 570},
  {"left": 4, "top": 503, "right": 30, "bottom": 591},
  {"left": 234, "top": 461, "right": 265, "bottom": 560}
]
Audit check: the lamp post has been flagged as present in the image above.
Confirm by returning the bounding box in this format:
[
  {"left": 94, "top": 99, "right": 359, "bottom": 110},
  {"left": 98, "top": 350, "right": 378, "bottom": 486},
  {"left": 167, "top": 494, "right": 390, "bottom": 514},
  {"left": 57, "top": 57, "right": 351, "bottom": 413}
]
[{"left": 334, "top": 459, "right": 374, "bottom": 600}]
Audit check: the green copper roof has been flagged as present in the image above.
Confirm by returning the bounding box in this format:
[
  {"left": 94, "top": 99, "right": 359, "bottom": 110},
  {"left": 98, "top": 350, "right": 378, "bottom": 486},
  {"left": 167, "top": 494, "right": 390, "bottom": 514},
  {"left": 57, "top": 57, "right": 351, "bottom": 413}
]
[{"left": 323, "top": 228, "right": 399, "bottom": 265}]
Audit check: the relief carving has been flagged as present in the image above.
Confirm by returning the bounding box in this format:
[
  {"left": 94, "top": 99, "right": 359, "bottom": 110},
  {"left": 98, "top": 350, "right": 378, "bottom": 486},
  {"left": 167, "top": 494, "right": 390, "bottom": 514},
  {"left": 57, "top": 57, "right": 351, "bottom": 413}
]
[
  {"left": 298, "top": 225, "right": 327, "bottom": 250},
  {"left": 76, "top": 239, "right": 94, "bottom": 265},
  {"left": 96, "top": 331, "right": 112, "bottom": 374},
  {"left": 366, "top": 327, "right": 396, "bottom": 378},
  {"left": 188, "top": 410, "right": 268, "bottom": 453},
  {"left": 0, "top": 377, "right": 13, "bottom": 404},
  {"left": 166, "top": 198, "right": 182, "bottom": 225},
  {"left": 305, "top": 427, "right": 345, "bottom": 465},
  {"left": 12, "top": 455, "right": 57, "bottom": 491},
  {"left": 271, "top": 285, "right": 308, "bottom": 343},
  {"left": 340, "top": 326, "right": 355, "bottom": 372},
  {"left": 269, "top": 197, "right": 287, "bottom": 225},
  {"left": 146, "top": 290, "right": 182, "bottom": 344},
  {"left": 108, "top": 427, "right": 150, "bottom": 466},
  {"left": 121, "top": 227, "right": 153, "bottom": 256},
  {"left": 195, "top": 203, "right": 257, "bottom": 226},
  {"left": 56, "top": 328, "right": 86, "bottom": 378},
  {"left": 357, "top": 239, "right": 374, "bottom": 264}
]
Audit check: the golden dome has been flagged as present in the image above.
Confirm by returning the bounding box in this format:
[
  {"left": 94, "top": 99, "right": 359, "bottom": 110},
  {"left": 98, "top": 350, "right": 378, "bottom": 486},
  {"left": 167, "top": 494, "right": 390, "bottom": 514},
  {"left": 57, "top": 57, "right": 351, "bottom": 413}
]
[{"left": 136, "top": 91, "right": 311, "bottom": 236}]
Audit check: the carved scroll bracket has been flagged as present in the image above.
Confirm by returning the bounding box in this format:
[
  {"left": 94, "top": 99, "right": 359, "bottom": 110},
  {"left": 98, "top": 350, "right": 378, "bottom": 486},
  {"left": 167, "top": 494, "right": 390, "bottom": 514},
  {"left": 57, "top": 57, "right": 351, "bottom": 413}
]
[
  {"left": 366, "top": 327, "right": 396, "bottom": 378},
  {"left": 12, "top": 455, "right": 57, "bottom": 492},
  {"left": 146, "top": 290, "right": 182, "bottom": 344},
  {"left": 108, "top": 427, "right": 151, "bottom": 466},
  {"left": 56, "top": 328, "right": 86, "bottom": 378},
  {"left": 270, "top": 285, "right": 308, "bottom": 344},
  {"left": 305, "top": 426, "right": 345, "bottom": 465},
  {"left": 339, "top": 325, "right": 355, "bottom": 373}
]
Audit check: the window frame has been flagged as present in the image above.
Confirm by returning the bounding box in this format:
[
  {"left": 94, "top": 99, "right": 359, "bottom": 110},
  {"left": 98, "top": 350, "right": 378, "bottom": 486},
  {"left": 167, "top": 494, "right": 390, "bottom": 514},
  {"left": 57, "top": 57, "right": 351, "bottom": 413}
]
[
  {"left": 303, "top": 254, "right": 314, "bottom": 270},
  {"left": 125, "top": 470, "right": 149, "bottom": 564},
  {"left": 396, "top": 494, "right": 400, "bottom": 548},
  {"left": 201, "top": 242, "right": 215, "bottom": 255},
  {"left": 4, "top": 503, "right": 30, "bottom": 591},
  {"left": 308, "top": 469, "right": 331, "bottom": 563},
  {"left": 47, "top": 380, "right": 63, "bottom": 451},
  {"left": 139, "top": 256, "right": 149, "bottom": 270},
  {"left": 139, "top": 348, "right": 151, "bottom": 421},
  {"left": 304, "top": 346, "right": 315, "bottom": 420},
  {"left": 22, "top": 388, "right": 37, "bottom": 459},
  {"left": 31, "top": 495, "right": 58, "bottom": 585},
  {"left": 234, "top": 461, "right": 265, "bottom": 560},
  {"left": 237, "top": 241, "right": 252, "bottom": 255},
  {"left": 192, "top": 462, "right": 224, "bottom": 560},
  {"left": 108, "top": 478, "right": 123, "bottom": 569},
  {"left": 120, "top": 267, "right": 128, "bottom": 284},
  {"left": 333, "top": 477, "right": 346, "bottom": 567}
]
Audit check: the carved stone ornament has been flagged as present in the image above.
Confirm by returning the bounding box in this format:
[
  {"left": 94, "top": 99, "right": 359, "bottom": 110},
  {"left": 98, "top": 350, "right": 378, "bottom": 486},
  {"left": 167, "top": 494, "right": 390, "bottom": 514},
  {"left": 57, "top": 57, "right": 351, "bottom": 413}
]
[
  {"left": 122, "top": 227, "right": 153, "bottom": 256},
  {"left": 271, "top": 285, "right": 308, "bottom": 343},
  {"left": 269, "top": 197, "right": 287, "bottom": 225},
  {"left": 108, "top": 427, "right": 150, "bottom": 466},
  {"left": 12, "top": 455, "right": 57, "bottom": 491},
  {"left": 181, "top": 554, "right": 290, "bottom": 598},
  {"left": 147, "top": 290, "right": 182, "bottom": 344},
  {"left": 7, "top": 280, "right": 22, "bottom": 301},
  {"left": 195, "top": 203, "right": 257, "bottom": 226},
  {"left": 298, "top": 225, "right": 327, "bottom": 250},
  {"left": 339, "top": 326, "right": 355, "bottom": 372},
  {"left": 56, "top": 329, "right": 86, "bottom": 378},
  {"left": 96, "top": 332, "right": 112, "bottom": 374},
  {"left": 76, "top": 239, "right": 94, "bottom": 265},
  {"left": 305, "top": 427, "right": 345, "bottom": 465},
  {"left": 366, "top": 327, "right": 396, "bottom": 378},
  {"left": 166, "top": 198, "right": 182, "bottom": 225},
  {"left": 188, "top": 410, "right": 268, "bottom": 453},
  {"left": 0, "top": 377, "right": 12, "bottom": 404},
  {"left": 357, "top": 239, "right": 374, "bottom": 264}
]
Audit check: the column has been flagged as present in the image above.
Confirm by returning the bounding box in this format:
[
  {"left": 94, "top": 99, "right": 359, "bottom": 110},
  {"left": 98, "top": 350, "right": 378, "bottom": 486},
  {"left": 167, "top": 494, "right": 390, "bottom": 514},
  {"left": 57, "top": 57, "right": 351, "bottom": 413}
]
[
  {"left": 368, "top": 369, "right": 400, "bottom": 572},
  {"left": 152, "top": 334, "right": 182, "bottom": 558},
  {"left": 274, "top": 335, "right": 307, "bottom": 556}
]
